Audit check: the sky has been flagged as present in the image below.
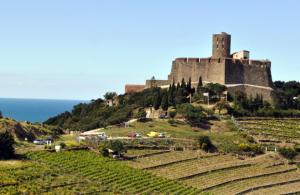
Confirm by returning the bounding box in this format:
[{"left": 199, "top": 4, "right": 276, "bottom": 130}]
[{"left": 0, "top": 0, "right": 299, "bottom": 100}]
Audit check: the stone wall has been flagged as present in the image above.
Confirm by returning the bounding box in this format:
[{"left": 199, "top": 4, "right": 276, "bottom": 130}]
[
  {"left": 225, "top": 59, "right": 273, "bottom": 87},
  {"left": 168, "top": 57, "right": 225, "bottom": 85},
  {"left": 227, "top": 85, "right": 274, "bottom": 102},
  {"left": 145, "top": 79, "right": 170, "bottom": 88},
  {"left": 125, "top": 85, "right": 145, "bottom": 93}
]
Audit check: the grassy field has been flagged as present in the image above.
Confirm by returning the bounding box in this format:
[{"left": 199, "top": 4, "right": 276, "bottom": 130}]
[
  {"left": 103, "top": 119, "right": 249, "bottom": 153},
  {"left": 237, "top": 118, "right": 300, "bottom": 147},
  {"left": 123, "top": 149, "right": 300, "bottom": 194},
  {"left": 0, "top": 150, "right": 201, "bottom": 194}
]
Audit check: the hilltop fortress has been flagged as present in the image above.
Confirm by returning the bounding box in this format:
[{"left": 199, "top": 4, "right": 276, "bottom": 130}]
[{"left": 125, "top": 32, "right": 274, "bottom": 101}]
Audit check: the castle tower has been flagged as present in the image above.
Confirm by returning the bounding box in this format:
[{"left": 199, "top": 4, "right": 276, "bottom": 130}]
[{"left": 212, "top": 32, "right": 231, "bottom": 58}]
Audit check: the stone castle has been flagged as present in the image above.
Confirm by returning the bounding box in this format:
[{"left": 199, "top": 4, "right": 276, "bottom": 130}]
[{"left": 125, "top": 32, "right": 274, "bottom": 101}]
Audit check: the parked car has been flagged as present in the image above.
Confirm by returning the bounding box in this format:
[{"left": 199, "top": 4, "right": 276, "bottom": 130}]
[
  {"left": 158, "top": 133, "right": 165, "bottom": 138},
  {"left": 128, "top": 132, "right": 142, "bottom": 138},
  {"left": 135, "top": 133, "right": 141, "bottom": 138}
]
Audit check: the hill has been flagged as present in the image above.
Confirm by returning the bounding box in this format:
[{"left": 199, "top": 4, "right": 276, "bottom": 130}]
[{"left": 0, "top": 118, "right": 62, "bottom": 141}]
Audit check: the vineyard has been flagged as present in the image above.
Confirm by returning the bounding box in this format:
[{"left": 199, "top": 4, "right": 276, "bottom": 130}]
[
  {"left": 124, "top": 149, "right": 300, "bottom": 194},
  {"left": 237, "top": 118, "right": 300, "bottom": 147},
  {"left": 0, "top": 150, "right": 201, "bottom": 194}
]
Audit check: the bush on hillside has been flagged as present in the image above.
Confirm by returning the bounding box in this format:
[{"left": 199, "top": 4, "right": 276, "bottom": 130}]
[
  {"left": 177, "top": 104, "right": 207, "bottom": 126},
  {"left": 168, "top": 110, "right": 177, "bottom": 119},
  {"left": 278, "top": 147, "right": 297, "bottom": 160},
  {"left": 0, "top": 131, "right": 15, "bottom": 159},
  {"left": 198, "top": 136, "right": 214, "bottom": 152},
  {"left": 237, "top": 143, "right": 264, "bottom": 156},
  {"left": 99, "top": 140, "right": 127, "bottom": 157},
  {"left": 135, "top": 108, "right": 147, "bottom": 121}
]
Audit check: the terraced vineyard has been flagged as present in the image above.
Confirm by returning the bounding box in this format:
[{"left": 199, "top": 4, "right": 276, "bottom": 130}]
[
  {"left": 0, "top": 150, "right": 201, "bottom": 194},
  {"left": 237, "top": 118, "right": 300, "bottom": 145},
  {"left": 124, "top": 150, "right": 300, "bottom": 194}
]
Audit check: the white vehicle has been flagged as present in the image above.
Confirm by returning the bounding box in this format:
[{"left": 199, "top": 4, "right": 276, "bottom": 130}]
[
  {"left": 158, "top": 133, "right": 165, "bottom": 138},
  {"left": 135, "top": 133, "right": 141, "bottom": 138},
  {"left": 97, "top": 132, "right": 108, "bottom": 140}
]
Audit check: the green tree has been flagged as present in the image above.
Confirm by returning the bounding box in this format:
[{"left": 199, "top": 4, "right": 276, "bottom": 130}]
[
  {"left": 161, "top": 92, "right": 169, "bottom": 111},
  {"left": 198, "top": 136, "right": 214, "bottom": 152},
  {"left": 135, "top": 108, "right": 147, "bottom": 121},
  {"left": 214, "top": 100, "right": 231, "bottom": 114},
  {"left": 197, "top": 76, "right": 203, "bottom": 93},
  {"left": 104, "top": 92, "right": 117, "bottom": 100},
  {"left": 152, "top": 88, "right": 162, "bottom": 110},
  {"left": 0, "top": 131, "right": 15, "bottom": 159},
  {"left": 0, "top": 110, "right": 2, "bottom": 118}
]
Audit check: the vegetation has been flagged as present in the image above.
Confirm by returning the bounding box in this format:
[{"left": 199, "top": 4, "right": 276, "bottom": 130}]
[
  {"left": 177, "top": 103, "right": 207, "bottom": 126},
  {"left": 0, "top": 118, "right": 63, "bottom": 141},
  {"left": 278, "top": 147, "right": 297, "bottom": 160},
  {"left": 0, "top": 131, "right": 15, "bottom": 159},
  {"left": 273, "top": 81, "right": 300, "bottom": 110},
  {"left": 198, "top": 135, "right": 214, "bottom": 152},
  {"left": 134, "top": 108, "right": 147, "bottom": 121},
  {"left": 99, "top": 140, "right": 127, "bottom": 157},
  {"left": 0, "top": 150, "right": 200, "bottom": 194}
]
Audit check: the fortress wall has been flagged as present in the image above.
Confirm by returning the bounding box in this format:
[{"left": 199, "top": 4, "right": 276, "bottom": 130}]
[
  {"left": 169, "top": 59, "right": 193, "bottom": 83},
  {"left": 125, "top": 85, "right": 145, "bottom": 93},
  {"left": 227, "top": 85, "right": 274, "bottom": 102},
  {"left": 145, "top": 79, "right": 170, "bottom": 88},
  {"left": 200, "top": 58, "right": 225, "bottom": 84},
  {"left": 169, "top": 58, "right": 225, "bottom": 85},
  {"left": 225, "top": 60, "right": 273, "bottom": 87}
]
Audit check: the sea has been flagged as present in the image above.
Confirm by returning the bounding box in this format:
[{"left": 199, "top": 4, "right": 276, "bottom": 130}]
[{"left": 0, "top": 98, "right": 88, "bottom": 123}]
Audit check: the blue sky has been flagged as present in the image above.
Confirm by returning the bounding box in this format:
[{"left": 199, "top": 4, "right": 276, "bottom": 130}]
[{"left": 0, "top": 0, "right": 299, "bottom": 100}]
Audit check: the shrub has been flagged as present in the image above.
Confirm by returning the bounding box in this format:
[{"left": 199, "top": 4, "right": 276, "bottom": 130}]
[
  {"left": 0, "top": 131, "right": 15, "bottom": 159},
  {"left": 169, "top": 110, "right": 177, "bottom": 119},
  {"left": 99, "top": 140, "right": 127, "bottom": 157},
  {"left": 135, "top": 108, "right": 147, "bottom": 121},
  {"left": 278, "top": 147, "right": 297, "bottom": 160},
  {"left": 198, "top": 136, "right": 214, "bottom": 152},
  {"left": 238, "top": 143, "right": 264, "bottom": 156},
  {"left": 60, "top": 142, "right": 66, "bottom": 149}
]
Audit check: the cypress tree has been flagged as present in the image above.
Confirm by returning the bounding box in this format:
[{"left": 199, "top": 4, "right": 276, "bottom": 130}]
[
  {"left": 197, "top": 76, "right": 203, "bottom": 93},
  {"left": 153, "top": 89, "right": 161, "bottom": 110},
  {"left": 161, "top": 92, "right": 169, "bottom": 111}
]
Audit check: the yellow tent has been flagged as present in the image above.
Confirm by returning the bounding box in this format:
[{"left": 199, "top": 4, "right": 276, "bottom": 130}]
[{"left": 147, "top": 131, "right": 159, "bottom": 138}]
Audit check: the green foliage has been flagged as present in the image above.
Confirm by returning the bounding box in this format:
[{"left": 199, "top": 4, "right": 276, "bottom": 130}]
[
  {"left": 135, "top": 108, "right": 147, "bottom": 121},
  {"left": 278, "top": 147, "right": 297, "bottom": 160},
  {"left": 152, "top": 88, "right": 162, "bottom": 110},
  {"left": 99, "top": 140, "right": 127, "bottom": 156},
  {"left": 104, "top": 92, "right": 117, "bottom": 100},
  {"left": 214, "top": 100, "right": 231, "bottom": 114},
  {"left": 197, "top": 76, "right": 203, "bottom": 93},
  {"left": 45, "top": 98, "right": 135, "bottom": 131},
  {"left": 177, "top": 104, "right": 207, "bottom": 126},
  {"left": 238, "top": 143, "right": 264, "bottom": 156},
  {"left": 0, "top": 110, "right": 2, "bottom": 118},
  {"left": 198, "top": 136, "right": 214, "bottom": 152},
  {"left": 168, "top": 110, "right": 177, "bottom": 119},
  {"left": 161, "top": 91, "right": 169, "bottom": 111},
  {"left": 274, "top": 81, "right": 300, "bottom": 110},
  {"left": 0, "top": 131, "right": 15, "bottom": 159}
]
